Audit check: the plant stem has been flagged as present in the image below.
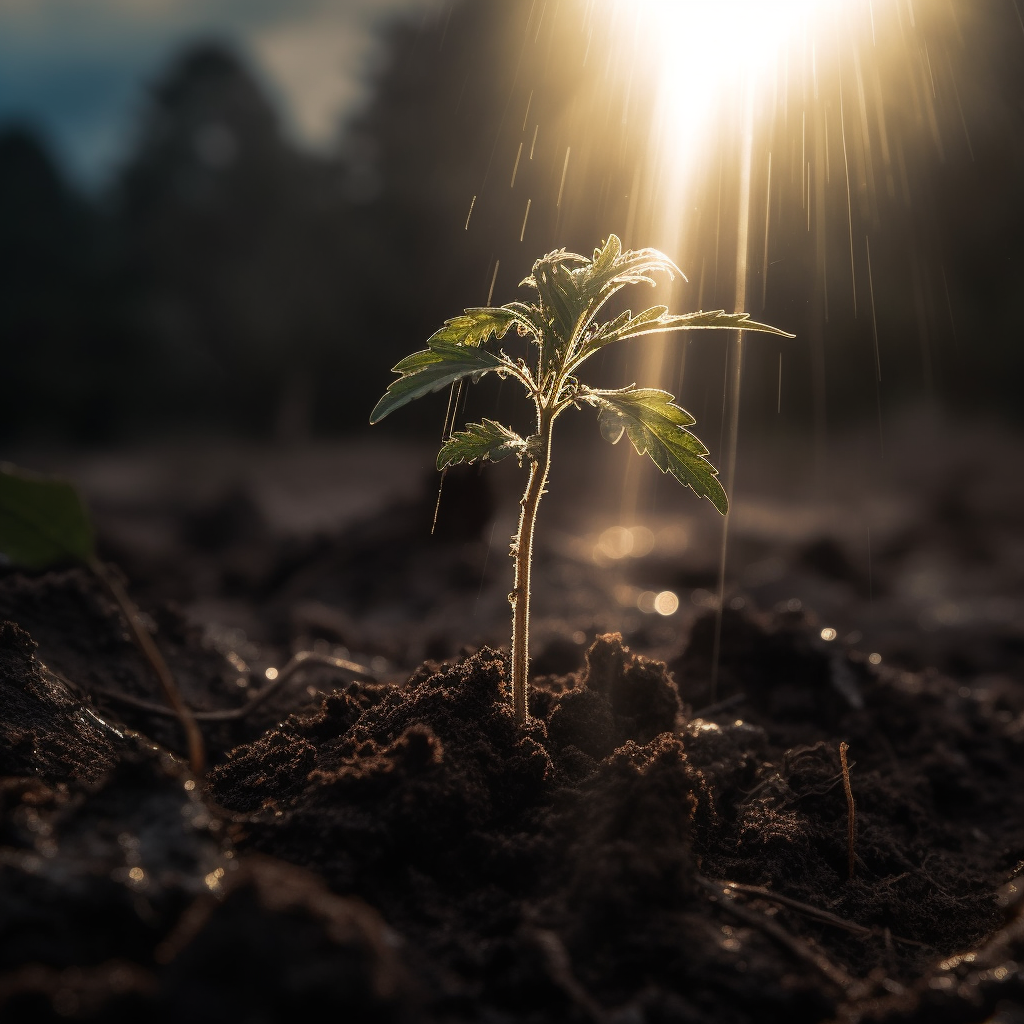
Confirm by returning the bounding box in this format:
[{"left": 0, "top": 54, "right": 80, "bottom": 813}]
[{"left": 510, "top": 412, "right": 553, "bottom": 723}]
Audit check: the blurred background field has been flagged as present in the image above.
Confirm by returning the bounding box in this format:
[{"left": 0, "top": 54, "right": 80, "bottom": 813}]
[
  {"left": 2, "top": 0, "right": 1022, "bottom": 445},
  {"left": 1, "top": 0, "right": 1022, "bottom": 682}
]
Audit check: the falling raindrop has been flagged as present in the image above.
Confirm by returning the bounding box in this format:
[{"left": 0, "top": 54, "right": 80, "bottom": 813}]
[
  {"left": 486, "top": 260, "right": 500, "bottom": 305},
  {"left": 511, "top": 142, "right": 523, "bottom": 187},
  {"left": 556, "top": 146, "right": 571, "bottom": 207},
  {"left": 838, "top": 62, "right": 858, "bottom": 315}
]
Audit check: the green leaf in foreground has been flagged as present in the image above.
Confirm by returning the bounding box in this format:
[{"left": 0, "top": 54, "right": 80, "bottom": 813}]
[
  {"left": 0, "top": 463, "right": 95, "bottom": 569},
  {"left": 370, "top": 341, "right": 509, "bottom": 424},
  {"left": 437, "top": 419, "right": 528, "bottom": 470},
  {"left": 582, "top": 387, "right": 729, "bottom": 514},
  {"left": 426, "top": 307, "right": 521, "bottom": 347}
]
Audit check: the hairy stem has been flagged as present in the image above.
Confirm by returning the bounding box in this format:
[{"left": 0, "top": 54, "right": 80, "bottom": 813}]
[{"left": 510, "top": 412, "right": 553, "bottom": 723}]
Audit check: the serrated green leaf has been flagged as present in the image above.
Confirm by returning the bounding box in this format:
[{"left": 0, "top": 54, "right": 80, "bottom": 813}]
[
  {"left": 656, "top": 309, "right": 795, "bottom": 336},
  {"left": 571, "top": 235, "right": 681, "bottom": 308},
  {"left": 519, "top": 247, "right": 589, "bottom": 291},
  {"left": 586, "top": 305, "right": 668, "bottom": 351},
  {"left": 501, "top": 301, "right": 545, "bottom": 340},
  {"left": 584, "top": 307, "right": 794, "bottom": 355},
  {"left": 516, "top": 237, "right": 686, "bottom": 362},
  {"left": 516, "top": 235, "right": 684, "bottom": 360},
  {"left": 427, "top": 307, "right": 520, "bottom": 347},
  {"left": 582, "top": 388, "right": 728, "bottom": 514},
  {"left": 437, "top": 419, "right": 528, "bottom": 470},
  {"left": 370, "top": 341, "right": 508, "bottom": 423},
  {"left": 534, "top": 261, "right": 583, "bottom": 345},
  {"left": 0, "top": 463, "right": 95, "bottom": 569},
  {"left": 589, "top": 234, "right": 621, "bottom": 279}
]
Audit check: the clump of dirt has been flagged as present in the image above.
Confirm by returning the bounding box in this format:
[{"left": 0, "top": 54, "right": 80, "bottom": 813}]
[
  {"left": 1, "top": 583, "right": 1023, "bottom": 1023},
  {"left": 210, "top": 637, "right": 723, "bottom": 1020},
  {"left": 0, "top": 620, "right": 416, "bottom": 1022},
  {"left": 207, "top": 622, "right": 1023, "bottom": 1022},
  {"left": 0, "top": 568, "right": 251, "bottom": 756}
]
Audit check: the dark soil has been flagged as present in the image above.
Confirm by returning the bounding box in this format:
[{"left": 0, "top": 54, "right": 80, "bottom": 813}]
[{"left": 1, "top": 431, "right": 1023, "bottom": 1022}]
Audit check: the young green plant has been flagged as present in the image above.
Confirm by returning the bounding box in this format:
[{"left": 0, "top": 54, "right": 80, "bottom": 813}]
[{"left": 371, "top": 235, "right": 792, "bottom": 723}]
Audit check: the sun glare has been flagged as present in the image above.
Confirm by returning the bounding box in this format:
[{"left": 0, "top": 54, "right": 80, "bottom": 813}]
[
  {"left": 588, "top": 0, "right": 861, "bottom": 522},
  {"left": 610, "top": 0, "right": 845, "bottom": 192}
]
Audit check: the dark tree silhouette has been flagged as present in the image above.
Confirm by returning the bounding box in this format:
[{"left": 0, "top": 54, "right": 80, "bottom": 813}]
[
  {"left": 2, "top": 1, "right": 1022, "bottom": 446},
  {"left": 0, "top": 126, "right": 130, "bottom": 441},
  {"left": 114, "top": 42, "right": 355, "bottom": 436}
]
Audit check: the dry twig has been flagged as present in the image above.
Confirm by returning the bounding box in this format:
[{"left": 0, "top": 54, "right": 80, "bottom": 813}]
[
  {"left": 93, "top": 650, "right": 377, "bottom": 722},
  {"left": 90, "top": 557, "right": 206, "bottom": 776},
  {"left": 839, "top": 741, "right": 856, "bottom": 880},
  {"left": 715, "top": 881, "right": 931, "bottom": 949},
  {"left": 696, "top": 876, "right": 857, "bottom": 993}
]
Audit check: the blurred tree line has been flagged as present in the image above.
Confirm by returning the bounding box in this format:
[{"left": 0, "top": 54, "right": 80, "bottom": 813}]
[{"left": 1, "top": 0, "right": 1021, "bottom": 446}]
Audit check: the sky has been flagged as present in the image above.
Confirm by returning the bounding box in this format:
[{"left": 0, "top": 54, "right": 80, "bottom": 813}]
[{"left": 0, "top": 0, "right": 442, "bottom": 188}]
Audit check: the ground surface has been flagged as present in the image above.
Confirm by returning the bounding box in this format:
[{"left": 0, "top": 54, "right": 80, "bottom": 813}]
[{"left": 0, "top": 418, "right": 1022, "bottom": 1022}]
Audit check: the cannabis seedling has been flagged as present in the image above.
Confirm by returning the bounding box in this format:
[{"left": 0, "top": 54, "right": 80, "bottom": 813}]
[{"left": 371, "top": 235, "right": 791, "bottom": 723}]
